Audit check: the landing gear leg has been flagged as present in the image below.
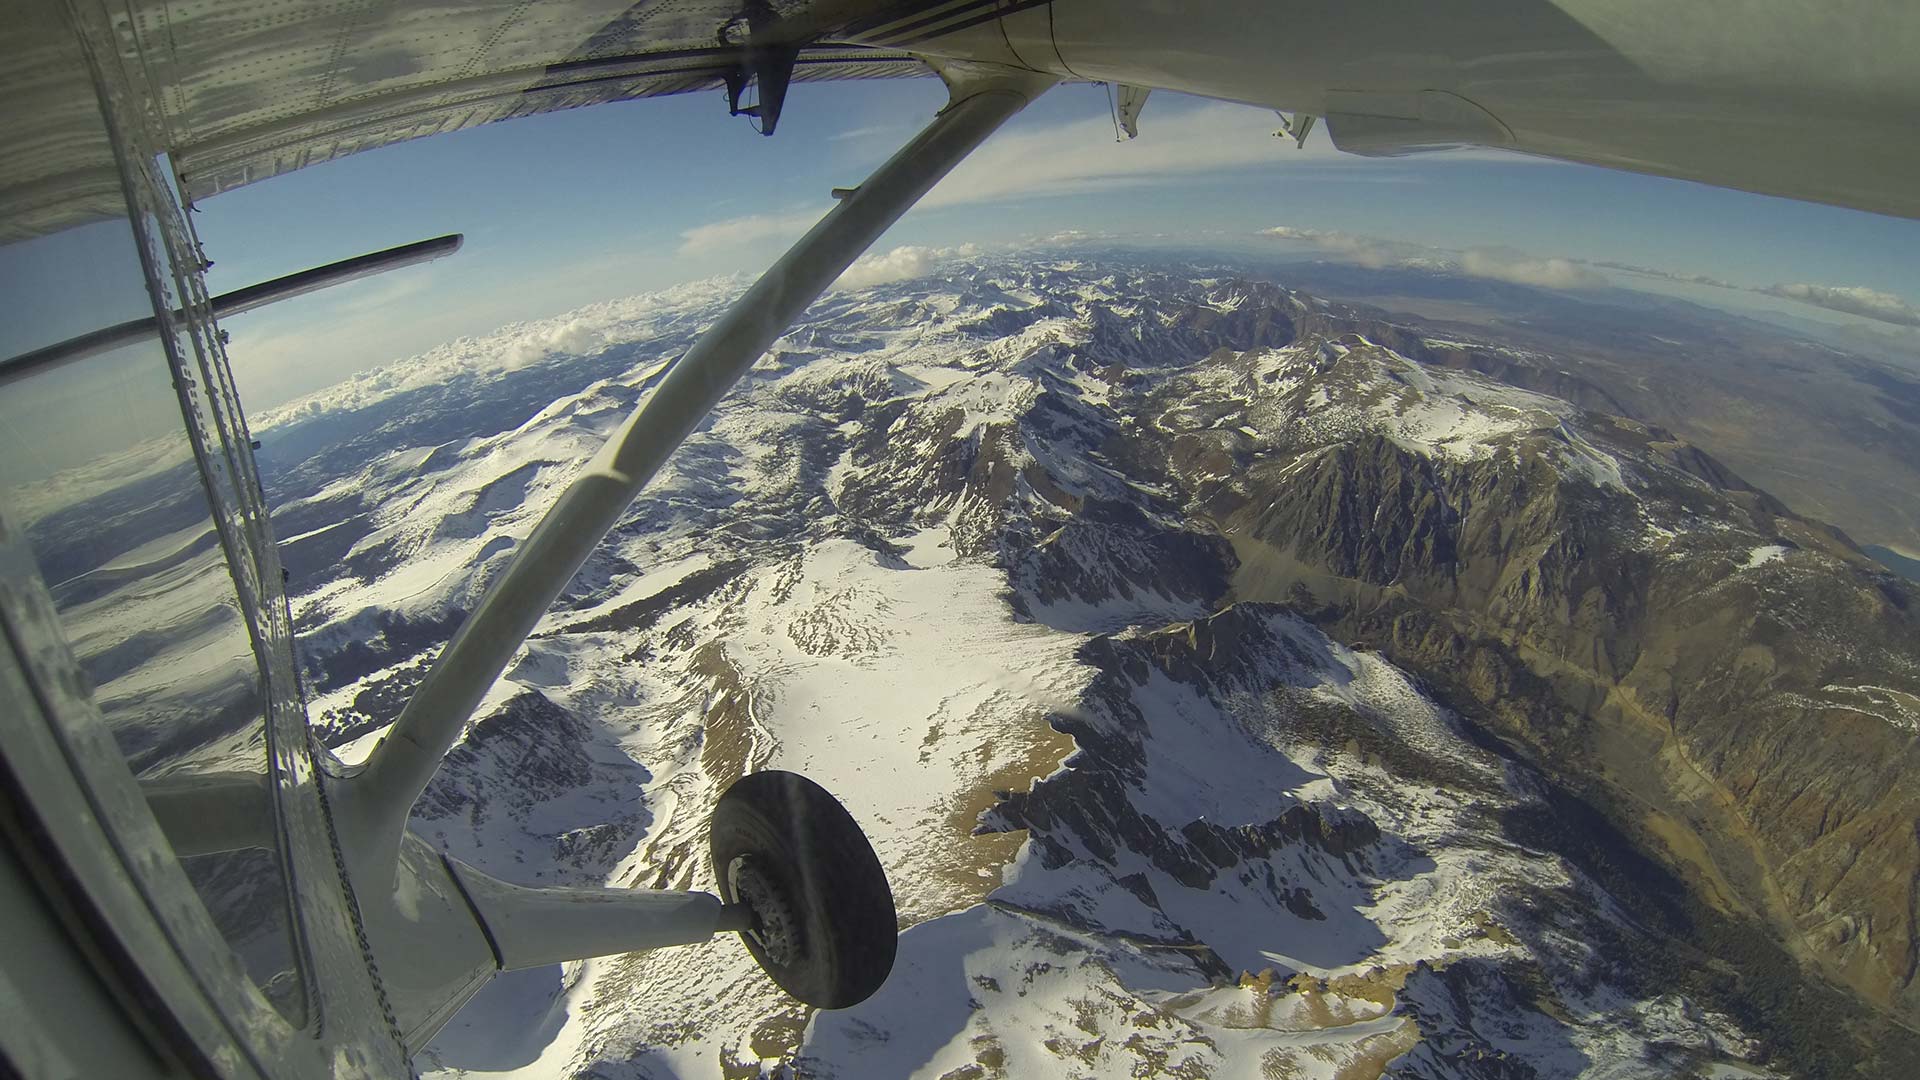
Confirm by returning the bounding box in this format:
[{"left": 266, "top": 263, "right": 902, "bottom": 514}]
[{"left": 316, "top": 61, "right": 1057, "bottom": 1050}]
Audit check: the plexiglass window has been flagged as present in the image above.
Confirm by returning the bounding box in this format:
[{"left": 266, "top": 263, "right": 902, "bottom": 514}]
[{"left": 0, "top": 45, "right": 307, "bottom": 1024}]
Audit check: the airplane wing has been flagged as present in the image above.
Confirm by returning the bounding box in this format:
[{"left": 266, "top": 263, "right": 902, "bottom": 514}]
[
  {"left": 13, "top": 0, "right": 1920, "bottom": 240},
  {"left": 5, "top": 0, "right": 938, "bottom": 239},
  {"left": 140, "top": 2, "right": 936, "bottom": 205}
]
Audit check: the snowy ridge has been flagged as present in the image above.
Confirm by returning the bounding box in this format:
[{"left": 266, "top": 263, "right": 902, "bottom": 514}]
[
  {"left": 1170, "top": 334, "right": 1628, "bottom": 488},
  {"left": 823, "top": 604, "right": 1758, "bottom": 1080}
]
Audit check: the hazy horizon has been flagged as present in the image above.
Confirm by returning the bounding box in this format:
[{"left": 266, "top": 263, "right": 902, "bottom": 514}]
[{"left": 187, "top": 79, "right": 1920, "bottom": 410}]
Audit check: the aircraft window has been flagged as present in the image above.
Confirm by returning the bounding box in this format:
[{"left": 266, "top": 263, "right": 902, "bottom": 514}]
[{"left": 0, "top": 213, "right": 308, "bottom": 1025}]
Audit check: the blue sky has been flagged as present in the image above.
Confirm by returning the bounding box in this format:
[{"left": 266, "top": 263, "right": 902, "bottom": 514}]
[{"left": 190, "top": 78, "right": 1920, "bottom": 407}]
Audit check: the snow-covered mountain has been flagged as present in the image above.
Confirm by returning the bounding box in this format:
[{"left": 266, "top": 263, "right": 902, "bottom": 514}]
[{"left": 254, "top": 256, "right": 1920, "bottom": 1078}]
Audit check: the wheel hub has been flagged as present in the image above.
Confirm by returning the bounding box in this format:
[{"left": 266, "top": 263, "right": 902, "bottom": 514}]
[{"left": 727, "top": 854, "right": 802, "bottom": 968}]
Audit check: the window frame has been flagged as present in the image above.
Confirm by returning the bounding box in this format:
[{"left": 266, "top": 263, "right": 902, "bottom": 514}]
[{"left": 0, "top": 2, "right": 418, "bottom": 1074}]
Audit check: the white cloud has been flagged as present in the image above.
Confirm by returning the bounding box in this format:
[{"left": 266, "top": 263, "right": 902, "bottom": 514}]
[
  {"left": 1589, "top": 260, "right": 1736, "bottom": 290},
  {"left": 1032, "top": 229, "right": 1103, "bottom": 246},
  {"left": 1263, "top": 226, "right": 1606, "bottom": 290},
  {"left": 1577, "top": 264, "right": 1920, "bottom": 327},
  {"left": 830, "top": 243, "right": 983, "bottom": 291},
  {"left": 828, "top": 124, "right": 904, "bottom": 143},
  {"left": 1458, "top": 248, "right": 1607, "bottom": 290},
  {"left": 504, "top": 317, "right": 603, "bottom": 366},
  {"left": 677, "top": 209, "right": 820, "bottom": 256},
  {"left": 1271, "top": 224, "right": 1917, "bottom": 318},
  {"left": 1759, "top": 282, "right": 1920, "bottom": 327},
  {"left": 833, "top": 245, "right": 942, "bottom": 290},
  {"left": 1261, "top": 225, "right": 1428, "bottom": 270}
]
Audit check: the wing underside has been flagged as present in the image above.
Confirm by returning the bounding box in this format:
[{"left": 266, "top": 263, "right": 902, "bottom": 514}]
[
  {"left": 164, "top": 45, "right": 931, "bottom": 204},
  {"left": 137, "top": 0, "right": 957, "bottom": 202},
  {"left": 5, "top": 0, "right": 942, "bottom": 238},
  {"left": 13, "top": 0, "right": 1920, "bottom": 239}
]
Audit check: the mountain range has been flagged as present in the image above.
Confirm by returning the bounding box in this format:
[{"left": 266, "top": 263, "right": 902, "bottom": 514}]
[{"left": 243, "top": 255, "right": 1920, "bottom": 1078}]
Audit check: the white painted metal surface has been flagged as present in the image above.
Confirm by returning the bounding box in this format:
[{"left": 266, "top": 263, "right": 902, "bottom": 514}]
[
  {"left": 917, "top": 0, "right": 1920, "bottom": 219},
  {"left": 446, "top": 862, "right": 730, "bottom": 972},
  {"left": 122, "top": 0, "right": 936, "bottom": 205}
]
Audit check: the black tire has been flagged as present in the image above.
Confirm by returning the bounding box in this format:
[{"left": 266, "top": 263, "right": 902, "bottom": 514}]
[{"left": 710, "top": 771, "right": 897, "bottom": 1009}]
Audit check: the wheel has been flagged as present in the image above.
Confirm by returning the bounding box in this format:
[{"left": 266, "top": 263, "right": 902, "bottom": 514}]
[{"left": 710, "top": 771, "right": 897, "bottom": 1008}]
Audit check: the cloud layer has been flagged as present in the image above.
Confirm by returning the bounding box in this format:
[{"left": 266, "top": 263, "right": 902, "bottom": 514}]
[
  {"left": 1265, "top": 227, "right": 1606, "bottom": 290},
  {"left": 1459, "top": 248, "right": 1607, "bottom": 290},
  {"left": 1261, "top": 226, "right": 1417, "bottom": 270},
  {"left": 831, "top": 243, "right": 980, "bottom": 291},
  {"left": 1759, "top": 283, "right": 1920, "bottom": 327},
  {"left": 834, "top": 245, "right": 938, "bottom": 290},
  {"left": 678, "top": 210, "right": 819, "bottom": 256},
  {"left": 1589, "top": 261, "right": 1737, "bottom": 290}
]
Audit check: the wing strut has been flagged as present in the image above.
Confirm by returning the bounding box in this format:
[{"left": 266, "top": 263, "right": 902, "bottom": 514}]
[
  {"left": 315, "top": 62, "right": 1055, "bottom": 1045},
  {"left": 0, "top": 233, "right": 463, "bottom": 384}
]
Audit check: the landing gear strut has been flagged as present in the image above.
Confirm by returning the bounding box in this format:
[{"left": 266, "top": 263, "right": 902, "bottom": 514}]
[{"left": 304, "top": 60, "right": 1057, "bottom": 1051}]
